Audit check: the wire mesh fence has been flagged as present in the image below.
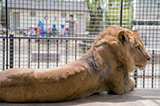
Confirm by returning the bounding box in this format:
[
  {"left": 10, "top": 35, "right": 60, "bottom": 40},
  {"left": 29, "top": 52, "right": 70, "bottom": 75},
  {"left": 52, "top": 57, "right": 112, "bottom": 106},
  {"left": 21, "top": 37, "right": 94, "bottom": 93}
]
[{"left": 0, "top": 0, "right": 159, "bottom": 89}]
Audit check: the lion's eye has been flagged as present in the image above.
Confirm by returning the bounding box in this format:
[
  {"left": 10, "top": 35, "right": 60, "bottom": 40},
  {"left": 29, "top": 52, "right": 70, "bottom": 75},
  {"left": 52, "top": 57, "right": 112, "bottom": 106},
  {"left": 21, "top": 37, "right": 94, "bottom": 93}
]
[{"left": 137, "top": 46, "right": 141, "bottom": 51}]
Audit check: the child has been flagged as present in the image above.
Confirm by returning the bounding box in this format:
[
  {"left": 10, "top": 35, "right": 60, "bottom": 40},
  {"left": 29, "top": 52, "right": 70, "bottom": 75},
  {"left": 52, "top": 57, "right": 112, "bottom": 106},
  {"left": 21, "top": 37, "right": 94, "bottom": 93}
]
[
  {"left": 59, "top": 25, "right": 65, "bottom": 37},
  {"left": 64, "top": 26, "right": 68, "bottom": 37},
  {"left": 27, "top": 25, "right": 35, "bottom": 37},
  {"left": 50, "top": 24, "right": 58, "bottom": 37},
  {"left": 37, "top": 24, "right": 40, "bottom": 35}
]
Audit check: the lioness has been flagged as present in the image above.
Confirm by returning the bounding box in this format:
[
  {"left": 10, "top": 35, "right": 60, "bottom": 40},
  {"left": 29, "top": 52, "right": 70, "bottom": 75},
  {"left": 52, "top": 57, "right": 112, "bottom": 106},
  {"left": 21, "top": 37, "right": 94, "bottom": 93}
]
[{"left": 0, "top": 26, "right": 151, "bottom": 102}]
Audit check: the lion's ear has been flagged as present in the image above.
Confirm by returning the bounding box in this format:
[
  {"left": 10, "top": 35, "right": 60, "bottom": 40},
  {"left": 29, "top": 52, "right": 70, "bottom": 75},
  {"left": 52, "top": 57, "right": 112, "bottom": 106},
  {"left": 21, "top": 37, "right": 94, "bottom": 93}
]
[
  {"left": 118, "top": 31, "right": 129, "bottom": 43},
  {"left": 132, "top": 30, "right": 140, "bottom": 36}
]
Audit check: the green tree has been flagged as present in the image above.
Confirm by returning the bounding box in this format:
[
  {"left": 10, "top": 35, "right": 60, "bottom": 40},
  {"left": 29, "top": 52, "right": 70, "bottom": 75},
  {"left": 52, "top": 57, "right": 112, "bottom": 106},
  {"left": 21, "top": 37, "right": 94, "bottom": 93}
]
[
  {"left": 1, "top": 0, "right": 10, "bottom": 28},
  {"left": 85, "top": 0, "right": 104, "bottom": 35},
  {"left": 157, "top": 14, "right": 160, "bottom": 19}
]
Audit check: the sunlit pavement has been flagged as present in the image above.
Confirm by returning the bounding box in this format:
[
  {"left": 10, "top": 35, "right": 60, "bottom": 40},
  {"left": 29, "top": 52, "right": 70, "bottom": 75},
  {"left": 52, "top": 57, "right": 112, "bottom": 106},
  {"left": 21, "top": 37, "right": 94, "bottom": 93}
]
[{"left": 0, "top": 89, "right": 160, "bottom": 106}]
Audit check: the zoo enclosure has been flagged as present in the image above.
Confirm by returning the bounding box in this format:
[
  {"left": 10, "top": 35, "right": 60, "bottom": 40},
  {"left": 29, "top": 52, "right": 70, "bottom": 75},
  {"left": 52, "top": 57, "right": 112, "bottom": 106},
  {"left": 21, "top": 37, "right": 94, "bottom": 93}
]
[{"left": 0, "top": 0, "right": 159, "bottom": 89}]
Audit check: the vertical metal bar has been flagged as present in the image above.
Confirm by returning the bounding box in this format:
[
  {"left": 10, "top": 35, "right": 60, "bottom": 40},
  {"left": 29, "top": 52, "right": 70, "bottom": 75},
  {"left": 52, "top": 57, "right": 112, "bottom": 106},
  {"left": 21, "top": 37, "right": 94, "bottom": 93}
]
[
  {"left": 152, "top": 50, "right": 154, "bottom": 88},
  {"left": 84, "top": 41, "right": 86, "bottom": 53},
  {"left": 134, "top": 68, "right": 138, "bottom": 88},
  {"left": 18, "top": 39, "right": 21, "bottom": 68},
  {"left": 47, "top": 39, "right": 50, "bottom": 68},
  {"left": 143, "top": 70, "right": 145, "bottom": 88},
  {"left": 38, "top": 39, "right": 40, "bottom": 68},
  {"left": 56, "top": 39, "right": 58, "bottom": 67},
  {"left": 66, "top": 40, "right": 68, "bottom": 64},
  {"left": 75, "top": 40, "right": 77, "bottom": 61},
  {"left": 120, "top": 0, "right": 123, "bottom": 26},
  {"left": 9, "top": 34, "right": 14, "bottom": 68},
  {"left": 28, "top": 39, "right": 31, "bottom": 68},
  {"left": 3, "top": 38, "right": 5, "bottom": 70},
  {"left": 5, "top": 0, "right": 9, "bottom": 69}
]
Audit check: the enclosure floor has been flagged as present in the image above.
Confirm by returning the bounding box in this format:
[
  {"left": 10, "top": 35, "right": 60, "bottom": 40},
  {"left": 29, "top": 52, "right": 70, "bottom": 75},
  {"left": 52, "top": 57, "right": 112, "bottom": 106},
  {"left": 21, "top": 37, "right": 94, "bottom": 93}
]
[{"left": 0, "top": 89, "right": 160, "bottom": 106}]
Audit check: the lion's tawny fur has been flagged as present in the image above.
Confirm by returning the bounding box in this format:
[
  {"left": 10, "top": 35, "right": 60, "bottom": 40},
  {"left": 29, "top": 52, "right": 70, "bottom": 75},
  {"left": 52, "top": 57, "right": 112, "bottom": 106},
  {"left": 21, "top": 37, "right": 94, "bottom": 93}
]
[{"left": 0, "top": 26, "right": 151, "bottom": 102}]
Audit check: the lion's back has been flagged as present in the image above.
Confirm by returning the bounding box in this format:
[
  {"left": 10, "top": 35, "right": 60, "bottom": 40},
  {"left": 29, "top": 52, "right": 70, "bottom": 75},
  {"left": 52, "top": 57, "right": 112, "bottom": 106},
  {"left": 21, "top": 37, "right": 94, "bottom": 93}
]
[{"left": 0, "top": 62, "right": 92, "bottom": 102}]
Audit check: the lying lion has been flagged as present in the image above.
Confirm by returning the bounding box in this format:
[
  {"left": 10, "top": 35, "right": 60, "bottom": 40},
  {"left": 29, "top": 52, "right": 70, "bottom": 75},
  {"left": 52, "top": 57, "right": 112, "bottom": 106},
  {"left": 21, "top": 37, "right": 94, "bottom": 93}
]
[{"left": 0, "top": 26, "right": 151, "bottom": 102}]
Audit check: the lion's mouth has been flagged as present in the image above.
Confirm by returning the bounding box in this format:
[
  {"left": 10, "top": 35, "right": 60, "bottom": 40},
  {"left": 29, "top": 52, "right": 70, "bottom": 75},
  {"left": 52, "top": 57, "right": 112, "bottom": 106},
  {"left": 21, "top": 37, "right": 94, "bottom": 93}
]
[{"left": 135, "top": 65, "right": 146, "bottom": 70}]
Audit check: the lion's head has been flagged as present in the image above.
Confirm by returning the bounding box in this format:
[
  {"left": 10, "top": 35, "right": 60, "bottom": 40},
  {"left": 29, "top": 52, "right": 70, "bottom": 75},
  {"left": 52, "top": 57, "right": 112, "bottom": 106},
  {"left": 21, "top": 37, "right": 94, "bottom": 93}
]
[{"left": 92, "top": 26, "right": 151, "bottom": 72}]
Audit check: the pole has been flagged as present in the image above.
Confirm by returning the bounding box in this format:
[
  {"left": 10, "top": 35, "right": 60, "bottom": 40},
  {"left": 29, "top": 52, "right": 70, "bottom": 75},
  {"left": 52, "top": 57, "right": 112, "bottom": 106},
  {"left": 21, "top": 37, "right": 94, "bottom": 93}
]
[
  {"left": 5, "top": 0, "right": 9, "bottom": 69},
  {"left": 10, "top": 34, "right": 14, "bottom": 68},
  {"left": 120, "top": 0, "right": 123, "bottom": 26}
]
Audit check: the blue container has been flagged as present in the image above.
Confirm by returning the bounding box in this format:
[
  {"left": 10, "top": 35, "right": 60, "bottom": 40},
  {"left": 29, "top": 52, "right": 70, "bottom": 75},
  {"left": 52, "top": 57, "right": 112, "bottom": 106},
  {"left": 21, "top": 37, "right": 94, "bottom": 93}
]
[
  {"left": 40, "top": 25, "right": 44, "bottom": 31},
  {"left": 38, "top": 21, "right": 42, "bottom": 25},
  {"left": 53, "top": 24, "right": 56, "bottom": 29},
  {"left": 61, "top": 24, "right": 65, "bottom": 28},
  {"left": 39, "top": 21, "right": 41, "bottom": 24},
  {"left": 41, "top": 24, "right": 44, "bottom": 27},
  {"left": 44, "top": 29, "right": 47, "bottom": 36},
  {"left": 40, "top": 22, "right": 43, "bottom": 26}
]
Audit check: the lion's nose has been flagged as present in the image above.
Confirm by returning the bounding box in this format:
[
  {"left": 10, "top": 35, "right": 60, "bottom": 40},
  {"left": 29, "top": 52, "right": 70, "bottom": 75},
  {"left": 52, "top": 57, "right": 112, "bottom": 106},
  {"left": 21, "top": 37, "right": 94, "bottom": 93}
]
[
  {"left": 145, "top": 52, "right": 151, "bottom": 61},
  {"left": 146, "top": 57, "right": 151, "bottom": 61}
]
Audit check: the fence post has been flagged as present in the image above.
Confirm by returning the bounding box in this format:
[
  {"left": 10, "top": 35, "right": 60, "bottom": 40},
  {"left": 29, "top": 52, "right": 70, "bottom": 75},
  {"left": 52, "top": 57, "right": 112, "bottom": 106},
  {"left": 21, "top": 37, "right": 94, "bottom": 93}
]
[
  {"left": 120, "top": 0, "right": 123, "bottom": 26},
  {"left": 38, "top": 39, "right": 40, "bottom": 68},
  {"left": 56, "top": 39, "right": 59, "bottom": 67},
  {"left": 151, "top": 50, "right": 154, "bottom": 88},
  {"left": 3, "top": 38, "right": 5, "bottom": 70},
  {"left": 10, "top": 34, "right": 14, "bottom": 68},
  {"left": 5, "top": 0, "right": 9, "bottom": 69},
  {"left": 28, "top": 39, "right": 31, "bottom": 68},
  {"left": 47, "top": 39, "right": 50, "bottom": 68},
  {"left": 66, "top": 40, "right": 68, "bottom": 64},
  {"left": 134, "top": 68, "right": 138, "bottom": 88}
]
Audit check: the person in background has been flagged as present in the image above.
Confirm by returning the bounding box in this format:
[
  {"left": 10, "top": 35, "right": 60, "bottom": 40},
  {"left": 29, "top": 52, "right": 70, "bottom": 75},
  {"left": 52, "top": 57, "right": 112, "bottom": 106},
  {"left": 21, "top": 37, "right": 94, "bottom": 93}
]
[
  {"left": 43, "top": 15, "right": 49, "bottom": 30},
  {"left": 74, "top": 18, "right": 78, "bottom": 34},
  {"left": 64, "top": 26, "right": 68, "bottom": 37},
  {"left": 40, "top": 24, "right": 44, "bottom": 36},
  {"left": 65, "top": 15, "right": 75, "bottom": 36},
  {"left": 50, "top": 24, "right": 58, "bottom": 37},
  {"left": 27, "top": 25, "right": 35, "bottom": 37},
  {"left": 59, "top": 24, "right": 65, "bottom": 43},
  {"left": 37, "top": 24, "right": 41, "bottom": 35}
]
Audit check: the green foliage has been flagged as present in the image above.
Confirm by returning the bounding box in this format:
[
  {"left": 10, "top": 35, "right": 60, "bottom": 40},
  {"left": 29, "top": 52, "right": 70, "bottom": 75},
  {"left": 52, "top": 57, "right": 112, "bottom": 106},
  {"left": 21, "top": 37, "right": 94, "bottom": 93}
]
[
  {"left": 29, "top": 0, "right": 64, "bottom": 3},
  {"left": 105, "top": 0, "right": 134, "bottom": 29},
  {"left": 109, "top": 0, "right": 132, "bottom": 2},
  {"left": 132, "top": 21, "right": 160, "bottom": 25},
  {"left": 1, "top": 7, "right": 10, "bottom": 28},
  {"left": 84, "top": 0, "right": 103, "bottom": 10},
  {"left": 156, "top": 14, "right": 160, "bottom": 19},
  {"left": 84, "top": 0, "right": 104, "bottom": 35},
  {"left": 1, "top": 0, "right": 10, "bottom": 27}
]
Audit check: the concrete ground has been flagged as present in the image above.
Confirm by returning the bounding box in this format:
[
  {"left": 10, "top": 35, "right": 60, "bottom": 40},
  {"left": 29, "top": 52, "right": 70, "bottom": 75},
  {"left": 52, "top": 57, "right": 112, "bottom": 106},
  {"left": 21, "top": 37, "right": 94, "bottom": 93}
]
[{"left": 0, "top": 89, "right": 160, "bottom": 106}]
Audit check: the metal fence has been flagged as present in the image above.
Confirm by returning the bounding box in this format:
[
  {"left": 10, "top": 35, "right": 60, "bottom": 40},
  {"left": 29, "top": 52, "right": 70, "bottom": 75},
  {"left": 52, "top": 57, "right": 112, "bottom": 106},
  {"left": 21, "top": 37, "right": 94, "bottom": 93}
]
[{"left": 0, "top": 0, "right": 159, "bottom": 89}]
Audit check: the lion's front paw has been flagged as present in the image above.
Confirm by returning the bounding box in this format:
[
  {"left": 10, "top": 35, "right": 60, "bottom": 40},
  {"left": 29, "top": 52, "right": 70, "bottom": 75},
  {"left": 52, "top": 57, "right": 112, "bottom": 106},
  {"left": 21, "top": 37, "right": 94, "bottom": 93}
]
[
  {"left": 130, "top": 79, "right": 135, "bottom": 90},
  {"left": 108, "top": 90, "right": 124, "bottom": 95},
  {"left": 124, "top": 79, "right": 135, "bottom": 93}
]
